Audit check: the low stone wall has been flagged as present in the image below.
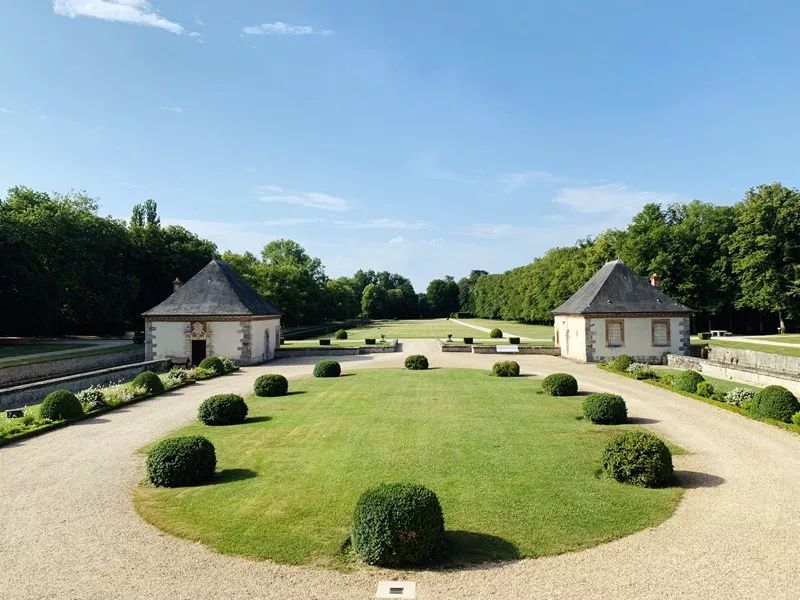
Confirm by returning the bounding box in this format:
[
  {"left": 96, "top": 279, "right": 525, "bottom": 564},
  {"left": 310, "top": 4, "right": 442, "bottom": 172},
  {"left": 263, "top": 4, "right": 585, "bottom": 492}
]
[
  {"left": 274, "top": 341, "right": 398, "bottom": 359},
  {"left": 0, "top": 359, "right": 171, "bottom": 410},
  {"left": 440, "top": 344, "right": 472, "bottom": 353},
  {"left": 705, "top": 345, "right": 800, "bottom": 376},
  {"left": 472, "top": 346, "right": 561, "bottom": 355},
  {"left": 666, "top": 354, "right": 800, "bottom": 396},
  {"left": 0, "top": 346, "right": 144, "bottom": 387}
]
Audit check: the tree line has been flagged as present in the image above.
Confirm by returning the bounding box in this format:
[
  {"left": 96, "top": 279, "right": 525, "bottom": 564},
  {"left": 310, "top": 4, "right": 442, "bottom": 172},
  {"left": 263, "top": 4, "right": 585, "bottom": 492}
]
[{"left": 469, "top": 183, "right": 800, "bottom": 334}]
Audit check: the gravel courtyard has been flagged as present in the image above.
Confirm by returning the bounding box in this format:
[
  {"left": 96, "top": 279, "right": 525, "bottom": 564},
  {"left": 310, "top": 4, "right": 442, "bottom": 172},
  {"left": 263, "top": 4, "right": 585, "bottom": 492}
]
[{"left": 1, "top": 340, "right": 799, "bottom": 599}]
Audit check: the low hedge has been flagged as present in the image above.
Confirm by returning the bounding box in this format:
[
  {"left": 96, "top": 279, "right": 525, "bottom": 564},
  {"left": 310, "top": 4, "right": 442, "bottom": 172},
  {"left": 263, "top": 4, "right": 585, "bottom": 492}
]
[
  {"left": 254, "top": 374, "right": 289, "bottom": 397},
  {"left": 351, "top": 483, "right": 444, "bottom": 566},
  {"left": 583, "top": 393, "right": 627, "bottom": 424},
  {"left": 197, "top": 394, "right": 248, "bottom": 425},
  {"left": 508, "top": 337, "right": 521, "bottom": 344},
  {"left": 39, "top": 390, "right": 84, "bottom": 421},
  {"left": 319, "top": 339, "right": 331, "bottom": 346},
  {"left": 602, "top": 430, "right": 673, "bottom": 487},
  {"left": 314, "top": 360, "right": 341, "bottom": 378},
  {"left": 335, "top": 329, "right": 348, "bottom": 340},
  {"left": 542, "top": 373, "right": 578, "bottom": 396},
  {"left": 750, "top": 385, "right": 800, "bottom": 423},
  {"left": 132, "top": 370, "right": 165, "bottom": 395},
  {"left": 489, "top": 328, "right": 503, "bottom": 339},
  {"left": 492, "top": 360, "right": 520, "bottom": 377},
  {"left": 673, "top": 370, "right": 705, "bottom": 394},
  {"left": 607, "top": 355, "right": 632, "bottom": 372},
  {"left": 198, "top": 356, "right": 226, "bottom": 376},
  {"left": 463, "top": 337, "right": 473, "bottom": 344},
  {"left": 146, "top": 435, "right": 217, "bottom": 487},
  {"left": 404, "top": 355, "right": 429, "bottom": 370},
  {"left": 695, "top": 382, "right": 715, "bottom": 398}
]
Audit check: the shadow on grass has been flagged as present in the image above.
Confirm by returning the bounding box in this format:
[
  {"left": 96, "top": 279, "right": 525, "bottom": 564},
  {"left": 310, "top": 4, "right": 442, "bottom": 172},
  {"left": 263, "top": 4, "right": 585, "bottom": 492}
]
[
  {"left": 441, "top": 530, "right": 520, "bottom": 566},
  {"left": 215, "top": 468, "right": 257, "bottom": 484},
  {"left": 285, "top": 390, "right": 307, "bottom": 396},
  {"left": 674, "top": 470, "right": 725, "bottom": 489},
  {"left": 244, "top": 415, "right": 272, "bottom": 424}
]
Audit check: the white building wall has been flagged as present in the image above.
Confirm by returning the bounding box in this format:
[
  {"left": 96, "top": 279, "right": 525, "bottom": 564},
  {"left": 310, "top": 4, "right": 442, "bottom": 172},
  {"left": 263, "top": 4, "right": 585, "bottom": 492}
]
[
  {"left": 149, "top": 321, "right": 186, "bottom": 359},
  {"left": 554, "top": 316, "right": 589, "bottom": 361},
  {"left": 212, "top": 321, "right": 242, "bottom": 360}
]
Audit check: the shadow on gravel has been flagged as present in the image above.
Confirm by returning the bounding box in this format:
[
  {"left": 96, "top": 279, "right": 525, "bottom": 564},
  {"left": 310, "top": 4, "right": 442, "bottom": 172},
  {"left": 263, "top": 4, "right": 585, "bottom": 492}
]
[
  {"left": 627, "top": 416, "right": 660, "bottom": 424},
  {"left": 675, "top": 470, "right": 725, "bottom": 488},
  {"left": 215, "top": 468, "right": 257, "bottom": 484}
]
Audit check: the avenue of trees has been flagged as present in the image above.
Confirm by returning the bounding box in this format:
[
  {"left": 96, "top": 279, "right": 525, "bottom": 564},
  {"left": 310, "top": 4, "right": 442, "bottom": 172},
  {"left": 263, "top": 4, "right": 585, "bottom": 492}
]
[{"left": 2, "top": 182, "right": 798, "bottom": 335}]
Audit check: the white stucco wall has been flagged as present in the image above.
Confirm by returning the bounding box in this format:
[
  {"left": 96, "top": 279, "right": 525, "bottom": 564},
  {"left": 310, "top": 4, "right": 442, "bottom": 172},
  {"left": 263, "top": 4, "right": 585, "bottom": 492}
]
[
  {"left": 149, "top": 321, "right": 185, "bottom": 359},
  {"left": 554, "top": 316, "right": 588, "bottom": 361},
  {"left": 211, "top": 321, "right": 242, "bottom": 359},
  {"left": 250, "top": 319, "right": 281, "bottom": 362}
]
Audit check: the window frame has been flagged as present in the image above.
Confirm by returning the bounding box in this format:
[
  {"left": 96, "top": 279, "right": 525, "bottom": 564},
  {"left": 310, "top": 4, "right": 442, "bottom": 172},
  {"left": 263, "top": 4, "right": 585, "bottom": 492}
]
[
  {"left": 651, "top": 319, "right": 671, "bottom": 347},
  {"left": 605, "top": 319, "right": 625, "bottom": 347}
]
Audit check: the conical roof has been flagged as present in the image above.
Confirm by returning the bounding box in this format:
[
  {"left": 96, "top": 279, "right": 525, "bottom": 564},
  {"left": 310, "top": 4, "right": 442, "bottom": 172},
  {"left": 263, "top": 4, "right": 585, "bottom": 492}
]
[
  {"left": 552, "top": 260, "right": 692, "bottom": 315},
  {"left": 142, "top": 259, "right": 281, "bottom": 317}
]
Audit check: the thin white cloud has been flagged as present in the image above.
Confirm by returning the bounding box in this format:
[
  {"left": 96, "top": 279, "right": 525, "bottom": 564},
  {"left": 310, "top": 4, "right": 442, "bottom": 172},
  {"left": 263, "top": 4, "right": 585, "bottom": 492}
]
[
  {"left": 500, "top": 170, "right": 566, "bottom": 192},
  {"left": 194, "top": 17, "right": 205, "bottom": 27},
  {"left": 334, "top": 218, "right": 431, "bottom": 230},
  {"left": 389, "top": 235, "right": 406, "bottom": 245},
  {"left": 553, "top": 183, "right": 683, "bottom": 215},
  {"left": 242, "top": 21, "right": 333, "bottom": 36},
  {"left": 256, "top": 185, "right": 351, "bottom": 211},
  {"left": 188, "top": 31, "right": 201, "bottom": 38},
  {"left": 159, "top": 105, "right": 183, "bottom": 113},
  {"left": 0, "top": 106, "right": 11, "bottom": 114},
  {"left": 53, "top": 0, "right": 185, "bottom": 34}
]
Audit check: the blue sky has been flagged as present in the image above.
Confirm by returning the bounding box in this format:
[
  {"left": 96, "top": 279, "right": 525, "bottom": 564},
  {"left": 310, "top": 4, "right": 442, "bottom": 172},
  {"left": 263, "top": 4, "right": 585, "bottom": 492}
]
[{"left": 1, "top": 1, "right": 799, "bottom": 290}]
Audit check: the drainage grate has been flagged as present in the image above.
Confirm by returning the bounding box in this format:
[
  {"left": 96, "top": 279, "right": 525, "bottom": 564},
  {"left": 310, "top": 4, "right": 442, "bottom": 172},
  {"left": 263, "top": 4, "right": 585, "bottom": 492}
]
[{"left": 375, "top": 580, "right": 416, "bottom": 599}]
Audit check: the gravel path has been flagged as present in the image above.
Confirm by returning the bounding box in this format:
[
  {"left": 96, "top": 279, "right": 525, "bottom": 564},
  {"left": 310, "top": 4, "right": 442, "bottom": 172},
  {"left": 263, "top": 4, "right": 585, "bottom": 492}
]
[{"left": 2, "top": 341, "right": 800, "bottom": 599}]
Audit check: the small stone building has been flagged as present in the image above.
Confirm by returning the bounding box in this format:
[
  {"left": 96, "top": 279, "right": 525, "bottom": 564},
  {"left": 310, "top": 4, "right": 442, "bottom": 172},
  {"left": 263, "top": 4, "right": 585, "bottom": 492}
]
[
  {"left": 552, "top": 260, "right": 692, "bottom": 363},
  {"left": 142, "top": 259, "right": 281, "bottom": 365}
]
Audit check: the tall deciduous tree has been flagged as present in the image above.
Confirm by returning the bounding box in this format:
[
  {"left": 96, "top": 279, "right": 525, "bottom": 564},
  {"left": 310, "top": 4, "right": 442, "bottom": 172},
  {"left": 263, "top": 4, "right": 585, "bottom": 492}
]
[{"left": 426, "top": 276, "right": 460, "bottom": 317}]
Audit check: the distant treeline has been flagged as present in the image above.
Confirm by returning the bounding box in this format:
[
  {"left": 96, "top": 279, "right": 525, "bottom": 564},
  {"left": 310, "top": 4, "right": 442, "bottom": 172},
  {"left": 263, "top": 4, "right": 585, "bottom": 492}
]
[{"left": 470, "top": 183, "right": 800, "bottom": 334}]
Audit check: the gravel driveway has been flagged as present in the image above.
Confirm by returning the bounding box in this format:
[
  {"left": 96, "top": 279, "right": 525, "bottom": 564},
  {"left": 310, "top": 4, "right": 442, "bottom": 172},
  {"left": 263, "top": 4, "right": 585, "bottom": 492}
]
[{"left": 1, "top": 340, "right": 799, "bottom": 599}]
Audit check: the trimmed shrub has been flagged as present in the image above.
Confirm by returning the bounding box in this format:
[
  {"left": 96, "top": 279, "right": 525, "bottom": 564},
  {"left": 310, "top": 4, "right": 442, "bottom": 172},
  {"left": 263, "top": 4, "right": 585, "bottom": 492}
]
[
  {"left": 167, "top": 368, "right": 189, "bottom": 385},
  {"left": 197, "top": 393, "right": 248, "bottom": 425},
  {"left": 405, "top": 355, "right": 429, "bottom": 370},
  {"left": 695, "top": 382, "right": 715, "bottom": 398},
  {"left": 607, "top": 355, "right": 633, "bottom": 372},
  {"left": 76, "top": 386, "right": 107, "bottom": 411},
  {"left": 542, "top": 373, "right": 578, "bottom": 396},
  {"left": 314, "top": 360, "right": 341, "bottom": 378},
  {"left": 220, "top": 357, "right": 237, "bottom": 373},
  {"left": 634, "top": 368, "right": 659, "bottom": 381},
  {"left": 335, "top": 329, "right": 348, "bottom": 340},
  {"left": 319, "top": 339, "right": 331, "bottom": 346},
  {"left": 724, "top": 387, "right": 755, "bottom": 406},
  {"left": 792, "top": 412, "right": 800, "bottom": 427},
  {"left": 750, "top": 385, "right": 800, "bottom": 423},
  {"left": 489, "top": 328, "right": 502, "bottom": 339},
  {"left": 673, "top": 370, "right": 705, "bottom": 393},
  {"left": 583, "top": 393, "right": 627, "bottom": 424},
  {"left": 254, "top": 374, "right": 288, "bottom": 397},
  {"left": 146, "top": 435, "right": 216, "bottom": 487},
  {"left": 659, "top": 373, "right": 675, "bottom": 387},
  {"left": 463, "top": 337, "right": 473, "bottom": 344},
  {"left": 602, "top": 430, "right": 673, "bottom": 487},
  {"left": 351, "top": 483, "right": 444, "bottom": 566},
  {"left": 132, "top": 370, "right": 165, "bottom": 395},
  {"left": 39, "top": 390, "right": 84, "bottom": 421},
  {"left": 699, "top": 332, "right": 712, "bottom": 340},
  {"left": 198, "top": 356, "right": 225, "bottom": 376},
  {"left": 492, "top": 360, "right": 520, "bottom": 377},
  {"left": 365, "top": 338, "right": 376, "bottom": 345},
  {"left": 508, "top": 337, "right": 521, "bottom": 344}
]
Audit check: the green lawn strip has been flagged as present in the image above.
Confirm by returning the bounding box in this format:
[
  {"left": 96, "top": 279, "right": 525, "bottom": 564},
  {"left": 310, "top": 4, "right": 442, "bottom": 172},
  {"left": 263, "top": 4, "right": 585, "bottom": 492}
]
[
  {"left": 459, "top": 319, "right": 554, "bottom": 340},
  {"left": 743, "top": 335, "right": 800, "bottom": 345},
  {"left": 0, "top": 343, "right": 139, "bottom": 368},
  {"left": 691, "top": 338, "right": 800, "bottom": 358},
  {"left": 0, "top": 342, "right": 94, "bottom": 359},
  {"left": 598, "top": 365, "right": 800, "bottom": 436},
  {"left": 307, "top": 319, "right": 480, "bottom": 340},
  {"left": 135, "top": 368, "right": 682, "bottom": 569},
  {"left": 279, "top": 340, "right": 394, "bottom": 349}
]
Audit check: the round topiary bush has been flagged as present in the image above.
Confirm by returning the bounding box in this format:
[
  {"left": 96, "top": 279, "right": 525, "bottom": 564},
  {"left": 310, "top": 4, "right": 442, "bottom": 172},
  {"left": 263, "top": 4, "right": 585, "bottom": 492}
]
[
  {"left": 404, "top": 355, "right": 429, "bottom": 370},
  {"left": 673, "top": 370, "right": 705, "bottom": 394},
  {"left": 602, "top": 430, "right": 673, "bottom": 487},
  {"left": 542, "top": 373, "right": 578, "bottom": 396},
  {"left": 335, "top": 329, "right": 348, "bottom": 340},
  {"left": 313, "top": 360, "right": 341, "bottom": 378},
  {"left": 254, "top": 374, "right": 289, "bottom": 397},
  {"left": 39, "top": 389, "right": 84, "bottom": 421},
  {"left": 750, "top": 385, "right": 800, "bottom": 423},
  {"left": 198, "top": 356, "right": 226, "bottom": 376},
  {"left": 132, "top": 370, "right": 165, "bottom": 395},
  {"left": 607, "top": 355, "right": 632, "bottom": 372},
  {"left": 197, "top": 393, "right": 248, "bottom": 425},
  {"left": 146, "top": 435, "right": 216, "bottom": 487},
  {"left": 492, "top": 360, "right": 520, "bottom": 377},
  {"left": 489, "top": 328, "right": 503, "bottom": 339},
  {"left": 695, "top": 382, "right": 715, "bottom": 398},
  {"left": 351, "top": 483, "right": 445, "bottom": 566},
  {"left": 582, "top": 393, "right": 627, "bottom": 424}
]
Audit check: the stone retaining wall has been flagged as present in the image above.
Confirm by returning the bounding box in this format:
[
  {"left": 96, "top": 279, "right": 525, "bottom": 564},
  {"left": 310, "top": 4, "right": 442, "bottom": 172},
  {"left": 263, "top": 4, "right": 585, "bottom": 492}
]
[
  {"left": 471, "top": 345, "right": 562, "bottom": 355},
  {"left": 0, "top": 359, "right": 171, "bottom": 410},
  {"left": 0, "top": 346, "right": 144, "bottom": 387},
  {"left": 666, "top": 354, "right": 800, "bottom": 396},
  {"left": 704, "top": 346, "right": 800, "bottom": 376},
  {"left": 274, "top": 341, "right": 399, "bottom": 359}
]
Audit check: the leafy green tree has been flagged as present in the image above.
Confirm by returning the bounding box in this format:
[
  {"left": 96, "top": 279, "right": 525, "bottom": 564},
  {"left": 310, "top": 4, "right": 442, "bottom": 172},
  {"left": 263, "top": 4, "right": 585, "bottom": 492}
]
[
  {"left": 361, "top": 283, "right": 388, "bottom": 318},
  {"left": 426, "top": 276, "right": 460, "bottom": 317},
  {"left": 728, "top": 183, "right": 800, "bottom": 332},
  {"left": 457, "top": 269, "right": 488, "bottom": 313},
  {"left": 325, "top": 277, "right": 359, "bottom": 320}
]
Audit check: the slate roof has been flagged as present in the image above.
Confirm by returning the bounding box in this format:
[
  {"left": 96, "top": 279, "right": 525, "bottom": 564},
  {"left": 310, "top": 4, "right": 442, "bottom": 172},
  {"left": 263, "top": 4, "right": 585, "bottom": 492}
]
[
  {"left": 142, "top": 259, "right": 281, "bottom": 318},
  {"left": 552, "top": 260, "right": 693, "bottom": 315}
]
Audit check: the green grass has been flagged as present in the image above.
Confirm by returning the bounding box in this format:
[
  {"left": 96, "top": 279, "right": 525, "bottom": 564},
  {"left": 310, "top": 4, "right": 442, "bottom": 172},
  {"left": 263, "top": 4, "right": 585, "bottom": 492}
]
[
  {"left": 654, "top": 368, "right": 759, "bottom": 395},
  {"left": 279, "top": 340, "right": 385, "bottom": 349},
  {"left": 458, "top": 319, "right": 554, "bottom": 340},
  {"left": 0, "top": 342, "right": 138, "bottom": 368},
  {"left": 135, "top": 368, "right": 683, "bottom": 569},
  {"left": 310, "top": 319, "right": 483, "bottom": 340},
  {"left": 692, "top": 338, "right": 800, "bottom": 358},
  {"left": 0, "top": 341, "right": 94, "bottom": 359},
  {"left": 743, "top": 335, "right": 800, "bottom": 345}
]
